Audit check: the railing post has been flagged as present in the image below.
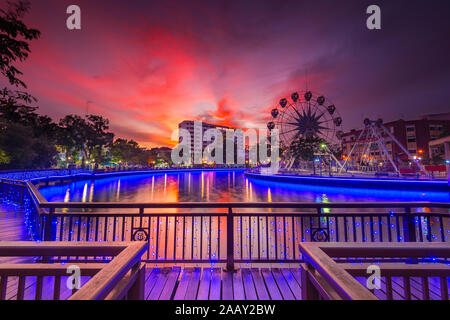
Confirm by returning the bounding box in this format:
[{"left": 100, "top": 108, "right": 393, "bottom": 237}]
[
  {"left": 44, "top": 208, "right": 55, "bottom": 241},
  {"left": 19, "top": 184, "right": 25, "bottom": 204},
  {"left": 128, "top": 263, "right": 146, "bottom": 300},
  {"left": 301, "top": 262, "right": 320, "bottom": 300},
  {"left": 403, "top": 207, "right": 417, "bottom": 243},
  {"left": 225, "top": 207, "right": 235, "bottom": 272},
  {"left": 139, "top": 207, "right": 144, "bottom": 229}
]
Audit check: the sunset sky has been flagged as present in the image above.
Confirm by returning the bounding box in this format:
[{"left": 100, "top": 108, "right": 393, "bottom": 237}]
[{"left": 2, "top": 0, "right": 450, "bottom": 148}]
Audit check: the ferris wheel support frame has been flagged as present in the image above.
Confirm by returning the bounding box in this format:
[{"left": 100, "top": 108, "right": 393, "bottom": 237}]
[
  {"left": 359, "top": 129, "right": 373, "bottom": 167},
  {"left": 369, "top": 125, "right": 400, "bottom": 175},
  {"left": 340, "top": 122, "right": 401, "bottom": 175},
  {"left": 378, "top": 123, "right": 429, "bottom": 175},
  {"left": 339, "top": 129, "right": 367, "bottom": 173},
  {"left": 322, "top": 145, "right": 346, "bottom": 171},
  {"left": 339, "top": 119, "right": 430, "bottom": 176}
]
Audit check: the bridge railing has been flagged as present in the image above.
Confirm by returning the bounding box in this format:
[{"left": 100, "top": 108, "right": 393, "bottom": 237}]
[
  {"left": 0, "top": 178, "right": 449, "bottom": 271},
  {"left": 299, "top": 242, "right": 450, "bottom": 300},
  {"left": 37, "top": 201, "right": 450, "bottom": 270},
  {"left": 0, "top": 169, "right": 92, "bottom": 181},
  {"left": 0, "top": 241, "right": 148, "bottom": 300}
]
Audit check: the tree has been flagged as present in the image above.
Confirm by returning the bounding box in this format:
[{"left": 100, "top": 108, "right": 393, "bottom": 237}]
[
  {"left": 0, "top": 118, "right": 36, "bottom": 168},
  {"left": 0, "top": 149, "right": 10, "bottom": 165},
  {"left": 0, "top": 3, "right": 152, "bottom": 170},
  {"left": 149, "top": 147, "right": 172, "bottom": 167},
  {"left": 111, "top": 138, "right": 147, "bottom": 166},
  {"left": 58, "top": 114, "right": 114, "bottom": 168},
  {"left": 0, "top": 88, "right": 37, "bottom": 121},
  {"left": 0, "top": 1, "right": 60, "bottom": 169},
  {"left": 58, "top": 115, "right": 89, "bottom": 166},
  {"left": 0, "top": 0, "right": 40, "bottom": 88},
  {"left": 290, "top": 136, "right": 325, "bottom": 162},
  {"left": 85, "top": 115, "right": 114, "bottom": 167}
]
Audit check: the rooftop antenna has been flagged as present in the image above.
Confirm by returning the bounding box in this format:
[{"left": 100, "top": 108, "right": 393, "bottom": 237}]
[
  {"left": 305, "top": 68, "right": 309, "bottom": 91},
  {"left": 86, "top": 100, "right": 92, "bottom": 116}
]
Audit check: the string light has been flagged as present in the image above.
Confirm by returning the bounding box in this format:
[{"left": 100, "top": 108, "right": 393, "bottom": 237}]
[{"left": 1, "top": 178, "right": 448, "bottom": 267}]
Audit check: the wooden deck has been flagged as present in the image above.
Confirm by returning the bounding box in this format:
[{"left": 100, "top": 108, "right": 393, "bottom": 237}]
[
  {"left": 0, "top": 205, "right": 38, "bottom": 299},
  {"left": 0, "top": 205, "right": 448, "bottom": 300},
  {"left": 143, "top": 267, "right": 303, "bottom": 300},
  {"left": 0, "top": 204, "right": 30, "bottom": 265},
  {"left": 0, "top": 204, "right": 28, "bottom": 242},
  {"left": 142, "top": 266, "right": 448, "bottom": 300},
  {"left": 2, "top": 265, "right": 448, "bottom": 300}
]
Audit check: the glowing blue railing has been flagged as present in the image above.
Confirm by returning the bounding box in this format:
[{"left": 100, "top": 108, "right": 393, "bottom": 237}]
[{"left": 0, "top": 169, "right": 92, "bottom": 181}]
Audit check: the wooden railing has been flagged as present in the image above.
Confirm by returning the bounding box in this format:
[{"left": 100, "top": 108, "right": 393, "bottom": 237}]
[
  {"left": 0, "top": 178, "right": 449, "bottom": 272},
  {"left": 299, "top": 242, "right": 450, "bottom": 300},
  {"left": 0, "top": 242, "right": 148, "bottom": 300}
]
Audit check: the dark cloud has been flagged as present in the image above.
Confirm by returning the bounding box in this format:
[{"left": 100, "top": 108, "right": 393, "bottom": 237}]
[{"left": 1, "top": 0, "right": 449, "bottom": 146}]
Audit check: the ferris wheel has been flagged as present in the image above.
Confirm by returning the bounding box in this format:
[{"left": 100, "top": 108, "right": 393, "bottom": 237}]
[{"left": 267, "top": 91, "right": 343, "bottom": 148}]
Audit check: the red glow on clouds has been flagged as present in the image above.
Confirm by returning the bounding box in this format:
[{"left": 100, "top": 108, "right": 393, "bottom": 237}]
[
  {"left": 5, "top": 1, "right": 446, "bottom": 147},
  {"left": 1, "top": 1, "right": 327, "bottom": 148}
]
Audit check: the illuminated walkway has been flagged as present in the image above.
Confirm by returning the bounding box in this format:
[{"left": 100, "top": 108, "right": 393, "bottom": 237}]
[
  {"left": 142, "top": 267, "right": 446, "bottom": 300},
  {"left": 0, "top": 204, "right": 29, "bottom": 266},
  {"left": 0, "top": 205, "right": 35, "bottom": 299},
  {"left": 1, "top": 265, "right": 447, "bottom": 300},
  {"left": 0, "top": 205, "right": 28, "bottom": 242},
  {"left": 143, "top": 267, "right": 302, "bottom": 300}
]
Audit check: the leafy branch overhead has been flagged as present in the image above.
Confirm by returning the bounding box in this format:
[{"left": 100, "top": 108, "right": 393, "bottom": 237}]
[
  {"left": 0, "top": 1, "right": 156, "bottom": 170},
  {"left": 0, "top": 0, "right": 40, "bottom": 88}
]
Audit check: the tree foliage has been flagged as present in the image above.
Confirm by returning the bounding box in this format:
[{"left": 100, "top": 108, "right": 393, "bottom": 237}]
[
  {"left": 289, "top": 136, "right": 324, "bottom": 162},
  {"left": 0, "top": 0, "right": 40, "bottom": 88},
  {"left": 111, "top": 138, "right": 148, "bottom": 165},
  {"left": 0, "top": 0, "right": 54, "bottom": 169},
  {"left": 0, "top": 149, "right": 10, "bottom": 164},
  {"left": 58, "top": 115, "right": 114, "bottom": 168},
  {"left": 0, "top": 1, "right": 165, "bottom": 170}
]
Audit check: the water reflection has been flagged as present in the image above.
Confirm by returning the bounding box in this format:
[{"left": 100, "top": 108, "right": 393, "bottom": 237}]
[{"left": 38, "top": 171, "right": 449, "bottom": 256}]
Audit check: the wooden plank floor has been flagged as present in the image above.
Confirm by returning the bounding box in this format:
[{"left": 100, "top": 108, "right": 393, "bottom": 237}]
[
  {"left": 2, "top": 265, "right": 448, "bottom": 300},
  {"left": 0, "top": 204, "right": 37, "bottom": 300},
  {"left": 0, "top": 204, "right": 29, "bottom": 243},
  {"left": 1, "top": 204, "right": 448, "bottom": 300},
  {"left": 145, "top": 267, "right": 449, "bottom": 300},
  {"left": 145, "top": 267, "right": 303, "bottom": 300}
]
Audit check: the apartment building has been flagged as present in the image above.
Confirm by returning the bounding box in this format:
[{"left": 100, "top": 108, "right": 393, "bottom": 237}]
[{"left": 177, "top": 120, "right": 241, "bottom": 164}]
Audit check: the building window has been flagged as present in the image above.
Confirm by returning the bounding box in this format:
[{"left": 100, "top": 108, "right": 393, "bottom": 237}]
[
  {"left": 406, "top": 126, "right": 415, "bottom": 132},
  {"left": 407, "top": 138, "right": 416, "bottom": 143}
]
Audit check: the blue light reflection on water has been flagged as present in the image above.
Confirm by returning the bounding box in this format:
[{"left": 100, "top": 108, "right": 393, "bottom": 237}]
[{"left": 38, "top": 171, "right": 450, "bottom": 203}]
